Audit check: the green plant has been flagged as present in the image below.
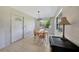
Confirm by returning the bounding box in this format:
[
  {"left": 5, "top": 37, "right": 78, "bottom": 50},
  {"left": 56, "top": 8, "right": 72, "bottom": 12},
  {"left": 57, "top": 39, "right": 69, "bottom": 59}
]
[{"left": 45, "top": 20, "right": 50, "bottom": 28}]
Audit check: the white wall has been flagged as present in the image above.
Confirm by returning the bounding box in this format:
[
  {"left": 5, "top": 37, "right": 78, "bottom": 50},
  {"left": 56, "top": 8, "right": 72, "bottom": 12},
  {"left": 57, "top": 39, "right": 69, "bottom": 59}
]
[
  {"left": 35, "top": 19, "right": 40, "bottom": 31},
  {"left": 62, "top": 6, "right": 79, "bottom": 46},
  {"left": 0, "top": 7, "right": 11, "bottom": 48},
  {"left": 0, "top": 7, "right": 35, "bottom": 49},
  {"left": 24, "top": 17, "right": 35, "bottom": 37}
]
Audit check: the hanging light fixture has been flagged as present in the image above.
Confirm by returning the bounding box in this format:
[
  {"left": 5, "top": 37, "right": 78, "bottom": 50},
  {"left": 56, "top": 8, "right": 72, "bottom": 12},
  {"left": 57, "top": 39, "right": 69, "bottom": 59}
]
[{"left": 37, "top": 10, "right": 42, "bottom": 20}]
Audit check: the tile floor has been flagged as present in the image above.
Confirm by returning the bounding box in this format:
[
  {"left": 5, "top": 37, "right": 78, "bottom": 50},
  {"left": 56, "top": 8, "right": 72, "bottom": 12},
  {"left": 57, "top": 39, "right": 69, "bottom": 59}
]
[{"left": 0, "top": 36, "right": 51, "bottom": 52}]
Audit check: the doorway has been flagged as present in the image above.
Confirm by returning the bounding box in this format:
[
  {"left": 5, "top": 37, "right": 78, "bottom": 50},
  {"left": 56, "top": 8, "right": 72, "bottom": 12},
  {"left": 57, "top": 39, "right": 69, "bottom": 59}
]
[{"left": 11, "top": 15, "right": 24, "bottom": 43}]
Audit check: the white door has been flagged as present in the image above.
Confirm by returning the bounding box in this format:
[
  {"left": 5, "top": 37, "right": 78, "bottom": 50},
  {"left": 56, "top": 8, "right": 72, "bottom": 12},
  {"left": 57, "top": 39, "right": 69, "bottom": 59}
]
[{"left": 11, "top": 15, "right": 24, "bottom": 43}]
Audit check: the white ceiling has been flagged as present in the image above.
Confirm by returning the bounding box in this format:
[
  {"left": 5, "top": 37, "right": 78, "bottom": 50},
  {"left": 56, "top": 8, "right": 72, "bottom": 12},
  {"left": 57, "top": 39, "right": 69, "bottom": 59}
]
[{"left": 11, "top": 6, "right": 59, "bottom": 18}]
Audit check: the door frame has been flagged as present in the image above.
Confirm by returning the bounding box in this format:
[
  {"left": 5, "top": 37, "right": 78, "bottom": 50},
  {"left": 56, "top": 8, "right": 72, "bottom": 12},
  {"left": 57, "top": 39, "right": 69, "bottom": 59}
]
[{"left": 10, "top": 14, "right": 24, "bottom": 44}]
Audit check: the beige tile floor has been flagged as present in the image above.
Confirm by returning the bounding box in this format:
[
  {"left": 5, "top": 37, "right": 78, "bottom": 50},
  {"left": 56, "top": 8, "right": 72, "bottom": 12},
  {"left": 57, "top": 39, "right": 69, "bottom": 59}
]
[{"left": 0, "top": 36, "right": 51, "bottom": 52}]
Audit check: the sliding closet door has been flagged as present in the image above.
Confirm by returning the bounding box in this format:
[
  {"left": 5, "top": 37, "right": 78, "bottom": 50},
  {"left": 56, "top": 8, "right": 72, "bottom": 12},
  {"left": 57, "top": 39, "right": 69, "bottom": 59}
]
[{"left": 11, "top": 15, "right": 24, "bottom": 43}]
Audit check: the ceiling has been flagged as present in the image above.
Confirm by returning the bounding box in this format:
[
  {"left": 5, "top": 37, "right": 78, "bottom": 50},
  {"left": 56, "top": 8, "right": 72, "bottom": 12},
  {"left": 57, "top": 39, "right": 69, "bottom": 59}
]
[{"left": 11, "top": 6, "right": 60, "bottom": 18}]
